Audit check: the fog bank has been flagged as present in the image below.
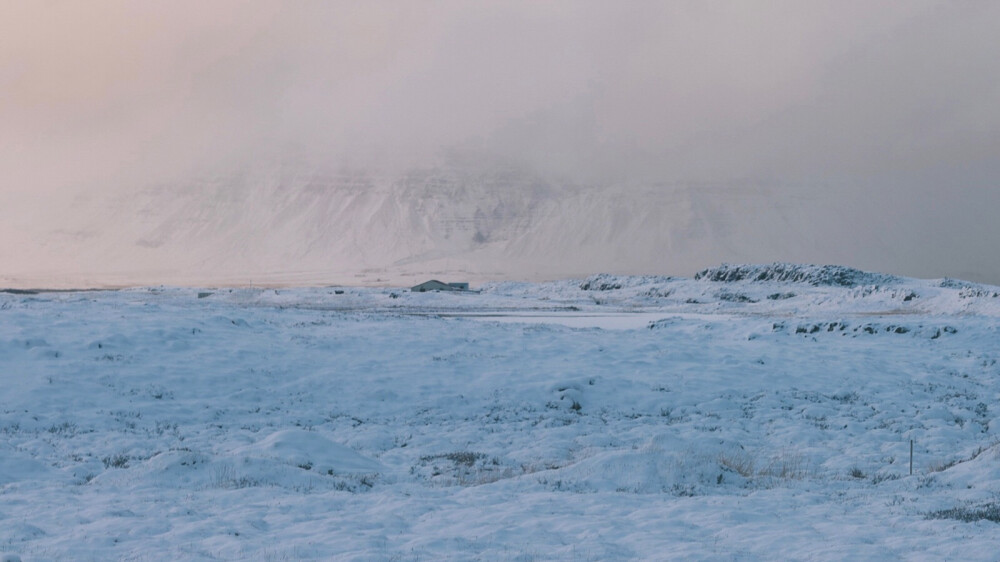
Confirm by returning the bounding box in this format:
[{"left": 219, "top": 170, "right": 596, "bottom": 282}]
[{"left": 2, "top": 2, "right": 998, "bottom": 285}]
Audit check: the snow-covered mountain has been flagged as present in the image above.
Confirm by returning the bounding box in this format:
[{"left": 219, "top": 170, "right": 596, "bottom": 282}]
[{"left": 6, "top": 152, "right": 915, "bottom": 288}]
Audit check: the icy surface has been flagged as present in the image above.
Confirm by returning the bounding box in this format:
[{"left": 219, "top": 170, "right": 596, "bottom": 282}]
[{"left": 3, "top": 265, "right": 1000, "bottom": 560}]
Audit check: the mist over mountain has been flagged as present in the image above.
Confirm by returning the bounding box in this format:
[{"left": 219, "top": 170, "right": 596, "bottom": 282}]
[
  {"left": 2, "top": 2, "right": 998, "bottom": 287},
  {"left": 4, "top": 148, "right": 994, "bottom": 288}
]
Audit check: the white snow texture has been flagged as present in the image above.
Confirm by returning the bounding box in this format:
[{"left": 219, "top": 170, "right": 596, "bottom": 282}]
[{"left": 2, "top": 263, "right": 1000, "bottom": 560}]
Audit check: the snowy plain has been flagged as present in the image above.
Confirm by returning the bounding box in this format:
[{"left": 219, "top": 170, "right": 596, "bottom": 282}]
[{"left": 3, "top": 263, "right": 1000, "bottom": 560}]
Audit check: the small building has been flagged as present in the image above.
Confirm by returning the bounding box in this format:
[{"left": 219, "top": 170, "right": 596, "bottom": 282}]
[{"left": 411, "top": 280, "right": 469, "bottom": 292}]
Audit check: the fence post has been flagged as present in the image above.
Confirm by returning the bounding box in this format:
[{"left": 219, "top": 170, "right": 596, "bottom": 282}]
[{"left": 910, "top": 439, "right": 913, "bottom": 476}]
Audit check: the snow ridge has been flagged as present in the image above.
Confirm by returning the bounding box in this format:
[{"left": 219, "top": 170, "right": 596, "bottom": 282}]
[{"left": 695, "top": 262, "right": 901, "bottom": 287}]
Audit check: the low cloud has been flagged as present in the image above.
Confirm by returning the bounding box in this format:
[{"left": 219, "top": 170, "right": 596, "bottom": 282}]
[{"left": 2, "top": 1, "right": 998, "bottom": 283}]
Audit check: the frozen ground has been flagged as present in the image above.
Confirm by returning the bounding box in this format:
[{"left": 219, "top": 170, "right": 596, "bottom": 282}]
[{"left": 3, "top": 263, "right": 1000, "bottom": 560}]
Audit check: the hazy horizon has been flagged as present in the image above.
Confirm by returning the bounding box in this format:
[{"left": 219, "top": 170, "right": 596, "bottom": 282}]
[{"left": 2, "top": 2, "right": 999, "bottom": 287}]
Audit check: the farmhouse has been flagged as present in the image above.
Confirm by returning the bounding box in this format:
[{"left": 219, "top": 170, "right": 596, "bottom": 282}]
[{"left": 411, "top": 280, "right": 469, "bottom": 292}]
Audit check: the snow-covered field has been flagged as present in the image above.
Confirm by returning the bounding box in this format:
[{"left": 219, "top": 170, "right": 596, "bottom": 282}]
[{"left": 4, "top": 264, "right": 1000, "bottom": 560}]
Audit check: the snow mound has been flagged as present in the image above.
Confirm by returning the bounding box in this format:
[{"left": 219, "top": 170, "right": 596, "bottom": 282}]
[
  {"left": 945, "top": 281, "right": 1000, "bottom": 299},
  {"left": 0, "top": 522, "right": 46, "bottom": 545},
  {"left": 695, "top": 263, "right": 900, "bottom": 287},
  {"left": 542, "top": 447, "right": 734, "bottom": 495},
  {"left": 235, "top": 429, "right": 383, "bottom": 475},
  {"left": 0, "top": 448, "right": 58, "bottom": 485}
]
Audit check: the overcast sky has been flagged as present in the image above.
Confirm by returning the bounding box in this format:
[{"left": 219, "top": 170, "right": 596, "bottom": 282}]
[{"left": 2, "top": 1, "right": 999, "bottom": 283}]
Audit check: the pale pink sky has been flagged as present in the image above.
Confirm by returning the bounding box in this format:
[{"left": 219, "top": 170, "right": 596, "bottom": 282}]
[{"left": 2, "top": 1, "right": 999, "bottom": 285}]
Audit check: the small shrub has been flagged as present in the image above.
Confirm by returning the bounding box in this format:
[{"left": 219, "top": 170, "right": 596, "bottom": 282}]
[
  {"left": 849, "top": 467, "right": 866, "bottom": 479},
  {"left": 718, "top": 450, "right": 756, "bottom": 478},
  {"left": 47, "top": 421, "right": 78, "bottom": 436},
  {"left": 871, "top": 472, "right": 901, "bottom": 485},
  {"left": 421, "top": 451, "right": 487, "bottom": 467},
  {"left": 147, "top": 385, "right": 173, "bottom": 400},
  {"left": 761, "top": 452, "right": 806, "bottom": 480},
  {"left": 415, "top": 452, "right": 511, "bottom": 486},
  {"left": 831, "top": 391, "right": 859, "bottom": 404},
  {"left": 102, "top": 453, "right": 130, "bottom": 469},
  {"left": 928, "top": 503, "right": 1000, "bottom": 524},
  {"left": 212, "top": 465, "right": 262, "bottom": 489},
  {"left": 927, "top": 441, "right": 1000, "bottom": 474},
  {"left": 718, "top": 448, "right": 806, "bottom": 483},
  {"left": 928, "top": 458, "right": 961, "bottom": 473}
]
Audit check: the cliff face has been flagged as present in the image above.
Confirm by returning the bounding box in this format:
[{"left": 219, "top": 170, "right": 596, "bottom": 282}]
[{"left": 0, "top": 155, "right": 959, "bottom": 287}]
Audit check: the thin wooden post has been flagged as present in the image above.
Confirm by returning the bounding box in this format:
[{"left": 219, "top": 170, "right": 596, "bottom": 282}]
[{"left": 910, "top": 439, "right": 913, "bottom": 475}]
